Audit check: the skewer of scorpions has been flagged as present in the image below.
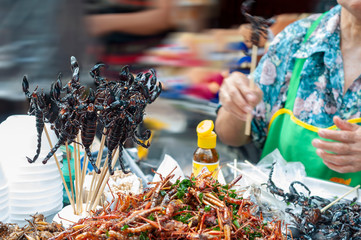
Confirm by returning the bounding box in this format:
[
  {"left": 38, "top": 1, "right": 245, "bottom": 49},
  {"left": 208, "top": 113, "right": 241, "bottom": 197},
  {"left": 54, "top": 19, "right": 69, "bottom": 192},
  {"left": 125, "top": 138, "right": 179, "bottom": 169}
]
[{"left": 22, "top": 56, "right": 162, "bottom": 175}]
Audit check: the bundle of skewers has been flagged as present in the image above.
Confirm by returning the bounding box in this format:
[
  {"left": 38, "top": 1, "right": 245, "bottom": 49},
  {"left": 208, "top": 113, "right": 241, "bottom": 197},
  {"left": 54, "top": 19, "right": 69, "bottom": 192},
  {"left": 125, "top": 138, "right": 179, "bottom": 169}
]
[
  {"left": 22, "top": 56, "right": 162, "bottom": 215},
  {"left": 50, "top": 171, "right": 285, "bottom": 240}
]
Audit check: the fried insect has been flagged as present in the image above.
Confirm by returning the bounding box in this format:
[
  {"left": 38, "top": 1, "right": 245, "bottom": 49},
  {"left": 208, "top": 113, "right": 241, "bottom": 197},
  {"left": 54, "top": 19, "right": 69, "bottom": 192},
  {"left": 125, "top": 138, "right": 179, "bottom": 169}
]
[
  {"left": 23, "top": 57, "right": 161, "bottom": 175},
  {"left": 0, "top": 214, "right": 64, "bottom": 239},
  {"left": 22, "top": 76, "right": 48, "bottom": 163},
  {"left": 53, "top": 173, "right": 284, "bottom": 239},
  {"left": 79, "top": 89, "right": 102, "bottom": 174},
  {"left": 241, "top": 0, "right": 274, "bottom": 47}
]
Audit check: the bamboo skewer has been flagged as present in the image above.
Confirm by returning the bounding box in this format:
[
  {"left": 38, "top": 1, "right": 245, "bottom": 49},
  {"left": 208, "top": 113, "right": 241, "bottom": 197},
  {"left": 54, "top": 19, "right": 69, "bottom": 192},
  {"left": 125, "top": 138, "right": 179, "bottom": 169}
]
[
  {"left": 72, "top": 142, "right": 79, "bottom": 214},
  {"left": 321, "top": 185, "right": 360, "bottom": 213},
  {"left": 74, "top": 139, "right": 82, "bottom": 214},
  {"left": 89, "top": 156, "right": 109, "bottom": 208},
  {"left": 85, "top": 133, "right": 106, "bottom": 211},
  {"left": 244, "top": 160, "right": 268, "bottom": 178},
  {"left": 43, "top": 125, "right": 75, "bottom": 209},
  {"left": 75, "top": 135, "right": 82, "bottom": 213},
  {"left": 227, "top": 163, "right": 264, "bottom": 185},
  {"left": 88, "top": 147, "right": 117, "bottom": 210},
  {"left": 65, "top": 142, "right": 76, "bottom": 213},
  {"left": 233, "top": 159, "right": 237, "bottom": 179},
  {"left": 245, "top": 45, "right": 258, "bottom": 136},
  {"left": 77, "top": 140, "right": 83, "bottom": 213},
  {"left": 91, "top": 148, "right": 120, "bottom": 211}
]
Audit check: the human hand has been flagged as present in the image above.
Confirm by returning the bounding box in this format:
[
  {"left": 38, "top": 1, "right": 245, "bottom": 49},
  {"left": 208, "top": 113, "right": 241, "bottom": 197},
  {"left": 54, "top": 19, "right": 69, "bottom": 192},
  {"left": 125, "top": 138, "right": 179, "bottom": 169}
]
[
  {"left": 218, "top": 72, "right": 263, "bottom": 121},
  {"left": 312, "top": 116, "right": 361, "bottom": 173}
]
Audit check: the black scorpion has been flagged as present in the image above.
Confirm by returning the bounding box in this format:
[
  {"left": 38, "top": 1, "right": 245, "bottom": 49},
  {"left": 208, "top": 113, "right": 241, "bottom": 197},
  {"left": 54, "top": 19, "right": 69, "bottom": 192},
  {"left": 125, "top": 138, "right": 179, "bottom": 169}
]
[{"left": 23, "top": 56, "right": 162, "bottom": 175}]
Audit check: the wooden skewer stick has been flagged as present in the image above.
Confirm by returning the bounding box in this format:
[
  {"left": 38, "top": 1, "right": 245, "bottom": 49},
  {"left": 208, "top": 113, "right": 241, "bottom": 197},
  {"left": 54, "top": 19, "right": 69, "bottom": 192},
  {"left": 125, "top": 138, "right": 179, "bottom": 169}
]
[
  {"left": 65, "top": 141, "right": 76, "bottom": 213},
  {"left": 321, "top": 184, "right": 360, "bottom": 213},
  {"left": 245, "top": 45, "right": 258, "bottom": 136},
  {"left": 89, "top": 146, "right": 117, "bottom": 210},
  {"left": 233, "top": 159, "right": 237, "bottom": 179},
  {"left": 226, "top": 163, "right": 264, "bottom": 185},
  {"left": 91, "top": 148, "right": 120, "bottom": 211},
  {"left": 75, "top": 134, "right": 82, "bottom": 213},
  {"left": 244, "top": 160, "right": 268, "bottom": 178},
  {"left": 89, "top": 155, "right": 109, "bottom": 208},
  {"left": 79, "top": 153, "right": 87, "bottom": 213},
  {"left": 43, "top": 125, "right": 75, "bottom": 209},
  {"left": 85, "top": 132, "right": 106, "bottom": 211},
  {"left": 72, "top": 141, "right": 79, "bottom": 214}
]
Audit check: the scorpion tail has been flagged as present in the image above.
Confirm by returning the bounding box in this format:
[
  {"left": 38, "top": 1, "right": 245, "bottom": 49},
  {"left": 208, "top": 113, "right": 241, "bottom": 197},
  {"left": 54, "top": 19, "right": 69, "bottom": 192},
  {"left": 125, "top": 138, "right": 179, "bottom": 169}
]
[
  {"left": 30, "top": 126, "right": 43, "bottom": 163},
  {"left": 86, "top": 147, "right": 100, "bottom": 174},
  {"left": 26, "top": 156, "right": 37, "bottom": 163},
  {"left": 43, "top": 141, "right": 61, "bottom": 164}
]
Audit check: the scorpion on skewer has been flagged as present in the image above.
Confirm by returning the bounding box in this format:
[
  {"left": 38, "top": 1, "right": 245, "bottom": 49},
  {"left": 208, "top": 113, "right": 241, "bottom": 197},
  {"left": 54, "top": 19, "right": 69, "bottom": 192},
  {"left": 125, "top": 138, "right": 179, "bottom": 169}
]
[
  {"left": 241, "top": 0, "right": 274, "bottom": 47},
  {"left": 23, "top": 56, "right": 162, "bottom": 175},
  {"left": 22, "top": 76, "right": 50, "bottom": 163}
]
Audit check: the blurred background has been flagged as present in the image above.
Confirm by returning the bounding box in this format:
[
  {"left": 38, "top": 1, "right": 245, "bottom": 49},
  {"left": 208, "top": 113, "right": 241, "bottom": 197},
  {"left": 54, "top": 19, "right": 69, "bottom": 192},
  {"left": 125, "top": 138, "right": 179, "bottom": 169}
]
[{"left": 0, "top": 0, "right": 338, "bottom": 174}]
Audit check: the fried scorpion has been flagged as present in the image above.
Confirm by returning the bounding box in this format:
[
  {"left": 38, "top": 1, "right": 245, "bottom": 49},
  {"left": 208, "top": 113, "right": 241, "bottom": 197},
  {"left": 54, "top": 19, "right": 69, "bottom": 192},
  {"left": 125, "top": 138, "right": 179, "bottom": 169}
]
[{"left": 23, "top": 56, "right": 162, "bottom": 174}]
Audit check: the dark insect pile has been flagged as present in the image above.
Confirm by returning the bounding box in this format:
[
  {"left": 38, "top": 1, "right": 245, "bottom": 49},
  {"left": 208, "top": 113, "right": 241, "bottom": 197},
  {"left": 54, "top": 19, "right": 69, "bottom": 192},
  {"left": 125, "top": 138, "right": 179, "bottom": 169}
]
[
  {"left": 50, "top": 172, "right": 284, "bottom": 240},
  {"left": 266, "top": 163, "right": 361, "bottom": 240},
  {"left": 0, "top": 214, "right": 64, "bottom": 240},
  {"left": 241, "top": 0, "right": 274, "bottom": 47},
  {"left": 22, "top": 56, "right": 162, "bottom": 175}
]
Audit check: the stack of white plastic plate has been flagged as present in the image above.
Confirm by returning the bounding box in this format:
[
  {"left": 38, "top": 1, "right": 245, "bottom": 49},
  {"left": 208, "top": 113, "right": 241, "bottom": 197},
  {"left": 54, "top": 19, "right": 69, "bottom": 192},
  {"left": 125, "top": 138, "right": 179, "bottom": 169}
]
[
  {"left": 0, "top": 161, "right": 9, "bottom": 223},
  {"left": 0, "top": 115, "right": 63, "bottom": 226}
]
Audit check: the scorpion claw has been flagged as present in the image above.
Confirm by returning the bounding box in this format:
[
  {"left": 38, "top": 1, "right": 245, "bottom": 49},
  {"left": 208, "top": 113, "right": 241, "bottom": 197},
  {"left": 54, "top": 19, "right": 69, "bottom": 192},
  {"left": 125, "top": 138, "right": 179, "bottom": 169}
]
[{"left": 22, "top": 76, "right": 29, "bottom": 93}]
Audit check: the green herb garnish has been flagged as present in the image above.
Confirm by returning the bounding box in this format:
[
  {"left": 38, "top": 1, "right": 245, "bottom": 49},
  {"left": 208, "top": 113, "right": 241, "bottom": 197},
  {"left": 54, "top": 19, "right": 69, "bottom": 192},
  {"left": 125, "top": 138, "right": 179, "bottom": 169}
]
[
  {"left": 204, "top": 205, "right": 211, "bottom": 212},
  {"left": 121, "top": 225, "right": 129, "bottom": 231}
]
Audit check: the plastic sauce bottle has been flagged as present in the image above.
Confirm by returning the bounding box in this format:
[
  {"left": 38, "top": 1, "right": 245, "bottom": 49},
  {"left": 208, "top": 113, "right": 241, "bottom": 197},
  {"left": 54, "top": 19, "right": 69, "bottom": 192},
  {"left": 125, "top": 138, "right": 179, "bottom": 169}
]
[{"left": 192, "top": 120, "right": 219, "bottom": 179}]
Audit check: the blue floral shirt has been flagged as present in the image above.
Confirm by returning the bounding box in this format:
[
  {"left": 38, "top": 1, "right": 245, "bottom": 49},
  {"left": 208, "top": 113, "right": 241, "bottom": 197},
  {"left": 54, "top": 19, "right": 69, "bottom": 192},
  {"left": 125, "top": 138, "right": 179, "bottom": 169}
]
[{"left": 252, "top": 5, "right": 361, "bottom": 148}]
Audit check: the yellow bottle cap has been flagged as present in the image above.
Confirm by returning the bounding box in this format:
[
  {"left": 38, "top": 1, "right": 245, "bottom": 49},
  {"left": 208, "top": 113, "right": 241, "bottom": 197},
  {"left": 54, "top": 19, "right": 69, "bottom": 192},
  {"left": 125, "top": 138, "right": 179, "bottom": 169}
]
[{"left": 196, "top": 120, "right": 217, "bottom": 149}]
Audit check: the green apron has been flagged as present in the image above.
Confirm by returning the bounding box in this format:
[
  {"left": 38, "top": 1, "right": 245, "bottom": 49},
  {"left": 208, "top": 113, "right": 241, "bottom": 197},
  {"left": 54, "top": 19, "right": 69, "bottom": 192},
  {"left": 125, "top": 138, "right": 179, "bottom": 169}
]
[{"left": 261, "top": 13, "right": 361, "bottom": 187}]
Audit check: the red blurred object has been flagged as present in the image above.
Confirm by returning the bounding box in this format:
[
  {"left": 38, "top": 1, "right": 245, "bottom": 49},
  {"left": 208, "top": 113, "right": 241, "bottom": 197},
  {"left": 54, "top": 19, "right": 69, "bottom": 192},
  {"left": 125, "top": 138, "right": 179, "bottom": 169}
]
[{"left": 184, "top": 73, "right": 223, "bottom": 100}]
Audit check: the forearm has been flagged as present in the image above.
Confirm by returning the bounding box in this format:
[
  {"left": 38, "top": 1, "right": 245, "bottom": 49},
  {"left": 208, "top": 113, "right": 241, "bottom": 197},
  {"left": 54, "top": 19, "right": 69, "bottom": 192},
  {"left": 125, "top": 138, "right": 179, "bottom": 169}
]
[
  {"left": 86, "top": 9, "right": 172, "bottom": 36},
  {"left": 215, "top": 107, "right": 252, "bottom": 147}
]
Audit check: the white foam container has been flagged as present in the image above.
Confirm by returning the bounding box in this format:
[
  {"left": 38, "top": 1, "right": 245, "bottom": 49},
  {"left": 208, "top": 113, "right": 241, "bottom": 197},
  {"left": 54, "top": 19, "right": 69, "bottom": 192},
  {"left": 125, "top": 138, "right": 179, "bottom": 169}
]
[
  {"left": 0, "top": 185, "right": 8, "bottom": 198},
  {"left": 9, "top": 174, "right": 61, "bottom": 190},
  {"left": 10, "top": 182, "right": 63, "bottom": 198},
  {"left": 10, "top": 195, "right": 63, "bottom": 214},
  {"left": 0, "top": 196, "right": 8, "bottom": 206},
  {"left": 0, "top": 206, "right": 9, "bottom": 222},
  {"left": 10, "top": 202, "right": 63, "bottom": 224},
  {"left": 10, "top": 189, "right": 62, "bottom": 206}
]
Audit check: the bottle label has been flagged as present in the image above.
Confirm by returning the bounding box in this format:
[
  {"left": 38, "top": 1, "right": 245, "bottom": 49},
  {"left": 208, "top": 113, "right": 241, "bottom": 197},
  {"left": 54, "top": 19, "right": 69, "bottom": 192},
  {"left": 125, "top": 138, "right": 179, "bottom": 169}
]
[{"left": 192, "top": 160, "right": 219, "bottom": 179}]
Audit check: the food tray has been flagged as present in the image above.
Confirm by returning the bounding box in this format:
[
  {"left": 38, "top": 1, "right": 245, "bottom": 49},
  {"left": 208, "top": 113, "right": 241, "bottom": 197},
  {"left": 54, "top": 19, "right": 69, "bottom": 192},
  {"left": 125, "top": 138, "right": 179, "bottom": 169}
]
[{"left": 303, "top": 177, "right": 360, "bottom": 201}]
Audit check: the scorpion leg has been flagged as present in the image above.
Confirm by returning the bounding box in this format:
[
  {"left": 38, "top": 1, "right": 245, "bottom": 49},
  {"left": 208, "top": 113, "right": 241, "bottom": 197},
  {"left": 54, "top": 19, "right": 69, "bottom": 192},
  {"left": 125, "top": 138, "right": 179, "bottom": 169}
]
[
  {"left": 107, "top": 144, "right": 129, "bottom": 175},
  {"left": 117, "top": 144, "right": 130, "bottom": 174},
  {"left": 132, "top": 135, "right": 150, "bottom": 148},
  {"left": 107, "top": 144, "right": 116, "bottom": 175}
]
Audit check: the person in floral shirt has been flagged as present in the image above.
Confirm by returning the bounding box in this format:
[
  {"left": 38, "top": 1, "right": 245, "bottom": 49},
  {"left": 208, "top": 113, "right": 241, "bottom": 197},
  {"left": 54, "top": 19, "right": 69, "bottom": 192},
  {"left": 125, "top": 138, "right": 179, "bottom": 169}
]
[{"left": 215, "top": 1, "right": 361, "bottom": 178}]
